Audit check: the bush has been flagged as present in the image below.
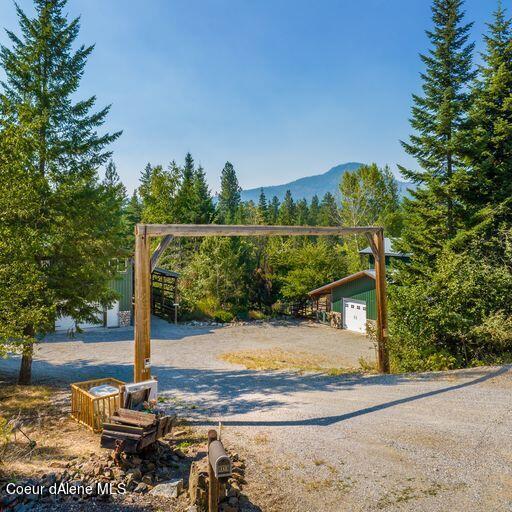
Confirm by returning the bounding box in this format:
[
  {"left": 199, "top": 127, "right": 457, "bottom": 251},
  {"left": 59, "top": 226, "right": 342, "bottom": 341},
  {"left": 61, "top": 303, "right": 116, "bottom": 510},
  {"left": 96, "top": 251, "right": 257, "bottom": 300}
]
[
  {"left": 270, "top": 300, "right": 284, "bottom": 316},
  {"left": 388, "top": 243, "right": 512, "bottom": 372},
  {"left": 248, "top": 310, "right": 267, "bottom": 320},
  {"left": 213, "top": 310, "right": 234, "bottom": 323}
]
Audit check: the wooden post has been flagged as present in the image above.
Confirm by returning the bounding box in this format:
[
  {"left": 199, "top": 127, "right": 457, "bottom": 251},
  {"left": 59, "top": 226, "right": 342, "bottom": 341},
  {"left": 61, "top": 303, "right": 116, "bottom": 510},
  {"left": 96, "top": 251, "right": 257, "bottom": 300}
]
[
  {"left": 208, "top": 429, "right": 219, "bottom": 512},
  {"left": 134, "top": 224, "right": 151, "bottom": 382},
  {"left": 373, "top": 229, "right": 390, "bottom": 373}
]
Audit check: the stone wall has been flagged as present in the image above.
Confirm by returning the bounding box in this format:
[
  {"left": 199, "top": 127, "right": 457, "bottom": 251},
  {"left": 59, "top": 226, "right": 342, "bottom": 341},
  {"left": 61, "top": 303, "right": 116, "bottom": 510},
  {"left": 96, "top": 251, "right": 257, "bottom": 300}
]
[{"left": 118, "top": 310, "right": 131, "bottom": 327}]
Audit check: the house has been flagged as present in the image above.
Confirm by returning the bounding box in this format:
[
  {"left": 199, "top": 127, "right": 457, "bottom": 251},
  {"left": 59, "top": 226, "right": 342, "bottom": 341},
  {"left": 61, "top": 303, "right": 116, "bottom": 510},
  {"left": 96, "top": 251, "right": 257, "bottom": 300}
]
[
  {"left": 308, "top": 238, "right": 409, "bottom": 334},
  {"left": 55, "top": 259, "right": 133, "bottom": 331},
  {"left": 55, "top": 260, "right": 180, "bottom": 331}
]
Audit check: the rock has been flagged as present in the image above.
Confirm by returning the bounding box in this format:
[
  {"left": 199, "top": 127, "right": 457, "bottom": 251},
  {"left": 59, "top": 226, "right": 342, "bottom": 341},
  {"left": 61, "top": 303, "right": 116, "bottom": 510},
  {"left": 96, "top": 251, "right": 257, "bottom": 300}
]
[
  {"left": 131, "top": 456, "right": 142, "bottom": 466},
  {"left": 187, "top": 506, "right": 198, "bottom": 512},
  {"left": 150, "top": 479, "right": 183, "bottom": 498},
  {"left": 173, "top": 429, "right": 188, "bottom": 437},
  {"left": 125, "top": 473, "right": 136, "bottom": 488},
  {"left": 134, "top": 482, "right": 148, "bottom": 493},
  {"left": 142, "top": 474, "right": 153, "bottom": 485},
  {"left": 145, "top": 462, "right": 156, "bottom": 472},
  {"left": 43, "top": 473, "right": 57, "bottom": 486},
  {"left": 127, "top": 468, "right": 142, "bottom": 480},
  {"left": 112, "top": 468, "right": 125, "bottom": 479},
  {"left": 189, "top": 459, "right": 209, "bottom": 508},
  {"left": 227, "top": 487, "right": 240, "bottom": 498},
  {"left": 228, "top": 496, "right": 239, "bottom": 507},
  {"left": 219, "top": 504, "right": 238, "bottom": 512},
  {"left": 49, "top": 460, "right": 67, "bottom": 469}
]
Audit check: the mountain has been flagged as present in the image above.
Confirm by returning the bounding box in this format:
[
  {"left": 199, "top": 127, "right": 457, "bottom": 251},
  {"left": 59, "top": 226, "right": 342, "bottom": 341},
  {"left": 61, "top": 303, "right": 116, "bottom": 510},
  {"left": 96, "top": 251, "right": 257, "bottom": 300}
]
[{"left": 240, "top": 162, "right": 412, "bottom": 203}]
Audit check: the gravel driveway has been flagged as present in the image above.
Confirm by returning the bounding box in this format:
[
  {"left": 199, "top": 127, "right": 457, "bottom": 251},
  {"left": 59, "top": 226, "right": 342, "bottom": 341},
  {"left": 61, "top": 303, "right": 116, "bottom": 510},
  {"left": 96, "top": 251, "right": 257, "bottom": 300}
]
[{"left": 1, "top": 319, "right": 510, "bottom": 512}]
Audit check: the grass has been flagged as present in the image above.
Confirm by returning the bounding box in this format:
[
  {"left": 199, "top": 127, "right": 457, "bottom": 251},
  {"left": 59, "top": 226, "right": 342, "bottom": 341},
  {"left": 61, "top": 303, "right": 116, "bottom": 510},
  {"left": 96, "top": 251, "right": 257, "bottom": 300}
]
[
  {"left": 0, "top": 385, "right": 53, "bottom": 417},
  {"left": 0, "top": 383, "right": 98, "bottom": 480},
  {"left": 219, "top": 348, "right": 357, "bottom": 375}
]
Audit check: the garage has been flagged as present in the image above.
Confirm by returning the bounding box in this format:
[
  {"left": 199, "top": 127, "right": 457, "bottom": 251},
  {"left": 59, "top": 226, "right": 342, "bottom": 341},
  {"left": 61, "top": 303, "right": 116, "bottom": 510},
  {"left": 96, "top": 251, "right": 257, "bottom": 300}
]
[
  {"left": 343, "top": 299, "right": 367, "bottom": 334},
  {"left": 308, "top": 270, "right": 376, "bottom": 334},
  {"left": 55, "top": 301, "right": 120, "bottom": 331}
]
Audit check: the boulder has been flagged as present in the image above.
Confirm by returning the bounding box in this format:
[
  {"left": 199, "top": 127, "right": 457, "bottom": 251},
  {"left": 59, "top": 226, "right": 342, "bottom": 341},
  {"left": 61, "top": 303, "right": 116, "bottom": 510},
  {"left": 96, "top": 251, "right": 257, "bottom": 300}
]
[{"left": 149, "top": 479, "right": 183, "bottom": 498}]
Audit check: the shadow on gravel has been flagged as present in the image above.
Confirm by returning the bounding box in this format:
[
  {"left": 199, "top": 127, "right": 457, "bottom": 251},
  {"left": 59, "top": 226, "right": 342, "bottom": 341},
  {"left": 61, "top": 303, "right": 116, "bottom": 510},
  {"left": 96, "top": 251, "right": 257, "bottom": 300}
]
[{"left": 1, "top": 356, "right": 509, "bottom": 426}]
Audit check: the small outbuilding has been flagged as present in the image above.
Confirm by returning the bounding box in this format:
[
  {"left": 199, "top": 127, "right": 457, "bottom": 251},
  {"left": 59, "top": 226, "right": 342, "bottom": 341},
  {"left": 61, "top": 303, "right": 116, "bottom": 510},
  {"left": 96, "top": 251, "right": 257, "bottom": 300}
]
[{"left": 308, "top": 238, "right": 409, "bottom": 334}]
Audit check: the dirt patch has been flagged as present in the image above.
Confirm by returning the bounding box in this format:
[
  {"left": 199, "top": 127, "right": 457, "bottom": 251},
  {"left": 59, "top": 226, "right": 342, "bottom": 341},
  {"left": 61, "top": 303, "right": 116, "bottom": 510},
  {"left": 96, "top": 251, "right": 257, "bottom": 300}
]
[
  {"left": 219, "top": 348, "right": 358, "bottom": 375},
  {"left": 0, "top": 383, "right": 257, "bottom": 512}
]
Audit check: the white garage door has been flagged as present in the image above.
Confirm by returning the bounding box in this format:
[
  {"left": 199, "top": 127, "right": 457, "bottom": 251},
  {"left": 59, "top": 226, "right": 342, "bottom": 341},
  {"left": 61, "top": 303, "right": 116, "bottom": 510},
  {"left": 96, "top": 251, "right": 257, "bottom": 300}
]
[{"left": 343, "top": 300, "right": 367, "bottom": 334}]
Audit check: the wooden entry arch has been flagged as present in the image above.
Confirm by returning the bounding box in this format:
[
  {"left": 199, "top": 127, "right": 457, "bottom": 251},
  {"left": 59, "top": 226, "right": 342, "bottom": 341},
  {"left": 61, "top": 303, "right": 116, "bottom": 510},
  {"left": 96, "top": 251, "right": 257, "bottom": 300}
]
[{"left": 134, "top": 224, "right": 389, "bottom": 382}]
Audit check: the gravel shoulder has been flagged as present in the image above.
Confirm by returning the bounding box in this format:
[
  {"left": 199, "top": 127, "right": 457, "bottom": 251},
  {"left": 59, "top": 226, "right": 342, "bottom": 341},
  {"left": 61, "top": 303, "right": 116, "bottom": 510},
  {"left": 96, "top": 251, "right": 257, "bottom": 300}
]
[{"left": 0, "top": 319, "right": 510, "bottom": 511}]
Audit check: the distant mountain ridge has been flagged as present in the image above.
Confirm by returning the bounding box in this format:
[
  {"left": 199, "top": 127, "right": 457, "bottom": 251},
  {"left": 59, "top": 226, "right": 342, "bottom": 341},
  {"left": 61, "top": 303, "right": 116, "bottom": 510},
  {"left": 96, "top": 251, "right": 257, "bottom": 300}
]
[{"left": 240, "top": 162, "right": 412, "bottom": 203}]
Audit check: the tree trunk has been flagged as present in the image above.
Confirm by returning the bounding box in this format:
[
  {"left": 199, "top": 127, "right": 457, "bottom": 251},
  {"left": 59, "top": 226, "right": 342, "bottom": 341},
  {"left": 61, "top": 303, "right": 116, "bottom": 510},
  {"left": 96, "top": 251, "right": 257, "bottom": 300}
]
[{"left": 18, "top": 326, "right": 35, "bottom": 385}]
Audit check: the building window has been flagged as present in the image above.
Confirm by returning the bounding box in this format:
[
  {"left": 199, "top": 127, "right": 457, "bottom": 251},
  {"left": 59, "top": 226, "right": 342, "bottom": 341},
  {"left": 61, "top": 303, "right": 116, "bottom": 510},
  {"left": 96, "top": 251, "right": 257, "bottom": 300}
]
[{"left": 110, "top": 258, "right": 128, "bottom": 273}]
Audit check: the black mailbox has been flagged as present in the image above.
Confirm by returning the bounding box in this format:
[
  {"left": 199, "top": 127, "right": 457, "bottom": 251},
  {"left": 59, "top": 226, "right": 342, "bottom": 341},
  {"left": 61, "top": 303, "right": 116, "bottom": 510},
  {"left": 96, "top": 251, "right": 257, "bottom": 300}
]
[{"left": 208, "top": 440, "right": 232, "bottom": 479}]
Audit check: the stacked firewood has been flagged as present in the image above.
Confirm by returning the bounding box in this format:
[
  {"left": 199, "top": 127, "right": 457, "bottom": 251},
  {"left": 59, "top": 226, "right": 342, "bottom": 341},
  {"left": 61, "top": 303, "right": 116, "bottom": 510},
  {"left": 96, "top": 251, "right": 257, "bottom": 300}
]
[{"left": 100, "top": 408, "right": 176, "bottom": 454}]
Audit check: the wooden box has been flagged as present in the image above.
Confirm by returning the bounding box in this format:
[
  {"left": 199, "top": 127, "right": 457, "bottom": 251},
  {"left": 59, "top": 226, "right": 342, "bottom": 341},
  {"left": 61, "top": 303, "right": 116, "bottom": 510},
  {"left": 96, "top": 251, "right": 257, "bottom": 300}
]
[{"left": 71, "top": 377, "right": 125, "bottom": 432}]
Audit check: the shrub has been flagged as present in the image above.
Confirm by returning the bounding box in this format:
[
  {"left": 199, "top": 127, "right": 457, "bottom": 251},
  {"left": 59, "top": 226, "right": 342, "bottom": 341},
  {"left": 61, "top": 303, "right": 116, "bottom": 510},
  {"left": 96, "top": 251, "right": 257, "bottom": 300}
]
[
  {"left": 213, "top": 310, "right": 234, "bottom": 323},
  {"left": 248, "top": 310, "right": 267, "bottom": 320},
  {"left": 388, "top": 242, "right": 512, "bottom": 372}
]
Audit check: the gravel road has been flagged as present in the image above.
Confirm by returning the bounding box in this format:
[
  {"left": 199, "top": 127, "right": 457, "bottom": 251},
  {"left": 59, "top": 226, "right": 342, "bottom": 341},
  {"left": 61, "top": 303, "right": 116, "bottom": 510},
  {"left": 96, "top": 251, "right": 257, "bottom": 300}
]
[{"left": 1, "top": 319, "right": 510, "bottom": 511}]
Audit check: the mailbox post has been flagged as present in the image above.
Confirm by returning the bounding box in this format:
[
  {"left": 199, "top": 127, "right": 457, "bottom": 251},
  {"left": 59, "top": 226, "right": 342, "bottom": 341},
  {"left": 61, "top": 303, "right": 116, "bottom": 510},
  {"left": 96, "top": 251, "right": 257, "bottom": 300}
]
[{"left": 207, "top": 429, "right": 232, "bottom": 512}]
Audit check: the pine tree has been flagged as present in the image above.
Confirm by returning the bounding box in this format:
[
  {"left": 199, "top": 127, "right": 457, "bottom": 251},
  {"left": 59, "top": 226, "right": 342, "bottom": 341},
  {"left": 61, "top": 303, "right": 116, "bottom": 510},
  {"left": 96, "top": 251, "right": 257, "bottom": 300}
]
[
  {"left": 124, "top": 190, "right": 143, "bottom": 242},
  {"left": 139, "top": 163, "right": 153, "bottom": 198},
  {"left": 257, "top": 189, "right": 269, "bottom": 224},
  {"left": 318, "top": 192, "right": 339, "bottom": 226},
  {"left": 295, "top": 199, "right": 309, "bottom": 226},
  {"left": 0, "top": 121, "right": 53, "bottom": 361},
  {"left": 269, "top": 196, "right": 280, "bottom": 224},
  {"left": 459, "top": 2, "right": 512, "bottom": 212},
  {"left": 0, "top": 0, "right": 123, "bottom": 383},
  {"left": 174, "top": 152, "right": 197, "bottom": 223},
  {"left": 192, "top": 165, "right": 214, "bottom": 224},
  {"left": 399, "top": 0, "right": 475, "bottom": 264},
  {"left": 217, "top": 162, "right": 241, "bottom": 224},
  {"left": 278, "top": 190, "right": 296, "bottom": 225},
  {"left": 309, "top": 195, "right": 320, "bottom": 225}
]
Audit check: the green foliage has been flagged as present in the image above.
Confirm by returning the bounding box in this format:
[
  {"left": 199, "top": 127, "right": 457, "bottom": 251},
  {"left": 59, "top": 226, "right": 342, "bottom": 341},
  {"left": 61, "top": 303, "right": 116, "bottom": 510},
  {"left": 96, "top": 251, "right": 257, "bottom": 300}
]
[
  {"left": 399, "top": 0, "right": 475, "bottom": 265},
  {"left": 0, "top": 0, "right": 123, "bottom": 375},
  {"left": 389, "top": 235, "right": 512, "bottom": 371},
  {"left": 390, "top": 0, "right": 512, "bottom": 373},
  {"left": 192, "top": 165, "right": 214, "bottom": 223},
  {"left": 277, "top": 190, "right": 296, "bottom": 225},
  {"left": 216, "top": 162, "right": 241, "bottom": 224},
  {"left": 180, "top": 237, "right": 255, "bottom": 315},
  {"left": 0, "top": 122, "right": 53, "bottom": 358},
  {"left": 267, "top": 238, "right": 347, "bottom": 301},
  {"left": 339, "top": 163, "right": 401, "bottom": 233},
  {"left": 458, "top": 2, "right": 512, "bottom": 213}
]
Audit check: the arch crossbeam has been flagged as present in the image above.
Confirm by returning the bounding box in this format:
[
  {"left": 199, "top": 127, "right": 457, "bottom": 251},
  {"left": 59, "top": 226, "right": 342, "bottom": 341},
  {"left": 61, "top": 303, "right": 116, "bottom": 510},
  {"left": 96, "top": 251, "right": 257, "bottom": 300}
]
[{"left": 134, "top": 223, "right": 389, "bottom": 382}]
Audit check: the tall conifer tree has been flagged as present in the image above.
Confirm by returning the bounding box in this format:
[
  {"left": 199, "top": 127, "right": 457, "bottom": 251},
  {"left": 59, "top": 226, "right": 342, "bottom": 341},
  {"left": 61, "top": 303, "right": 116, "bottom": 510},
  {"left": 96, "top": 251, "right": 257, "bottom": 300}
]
[
  {"left": 399, "top": 0, "right": 475, "bottom": 265},
  {"left": 217, "top": 162, "right": 241, "bottom": 224},
  {"left": 460, "top": 2, "right": 512, "bottom": 212},
  {"left": 278, "top": 190, "right": 296, "bottom": 225},
  {"left": 257, "top": 189, "right": 269, "bottom": 224},
  {"left": 193, "top": 165, "right": 214, "bottom": 223},
  {"left": 309, "top": 195, "right": 320, "bottom": 225},
  {"left": 0, "top": 0, "right": 123, "bottom": 382},
  {"left": 269, "top": 196, "right": 280, "bottom": 225},
  {"left": 174, "top": 152, "right": 197, "bottom": 223}
]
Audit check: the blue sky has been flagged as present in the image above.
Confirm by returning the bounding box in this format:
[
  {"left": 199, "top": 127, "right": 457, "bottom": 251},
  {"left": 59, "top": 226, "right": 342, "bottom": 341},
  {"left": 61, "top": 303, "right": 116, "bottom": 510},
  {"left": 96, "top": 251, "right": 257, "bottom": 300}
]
[{"left": 0, "top": 0, "right": 497, "bottom": 193}]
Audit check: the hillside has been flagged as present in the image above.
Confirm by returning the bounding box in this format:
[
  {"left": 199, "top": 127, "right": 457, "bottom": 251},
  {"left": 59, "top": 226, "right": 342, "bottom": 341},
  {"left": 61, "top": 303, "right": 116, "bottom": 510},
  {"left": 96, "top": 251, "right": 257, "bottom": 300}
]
[{"left": 240, "top": 162, "right": 412, "bottom": 203}]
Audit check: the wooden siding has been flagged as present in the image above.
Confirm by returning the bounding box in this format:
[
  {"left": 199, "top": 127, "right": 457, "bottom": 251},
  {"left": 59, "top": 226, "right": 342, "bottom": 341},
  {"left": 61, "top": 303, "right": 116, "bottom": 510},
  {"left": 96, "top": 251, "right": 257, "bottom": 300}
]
[{"left": 331, "top": 275, "right": 376, "bottom": 320}]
